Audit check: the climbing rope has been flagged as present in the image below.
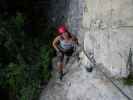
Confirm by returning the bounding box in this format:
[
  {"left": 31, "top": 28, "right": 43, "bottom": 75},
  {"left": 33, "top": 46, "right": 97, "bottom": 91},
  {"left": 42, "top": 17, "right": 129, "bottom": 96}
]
[{"left": 82, "top": 44, "right": 133, "bottom": 100}]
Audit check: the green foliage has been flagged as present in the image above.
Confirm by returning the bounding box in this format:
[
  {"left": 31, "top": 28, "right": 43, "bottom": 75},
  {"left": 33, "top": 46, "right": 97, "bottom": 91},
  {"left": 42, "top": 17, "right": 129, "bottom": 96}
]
[
  {"left": 40, "top": 46, "right": 54, "bottom": 80},
  {"left": 0, "top": 12, "right": 55, "bottom": 100},
  {"left": 20, "top": 81, "right": 40, "bottom": 100},
  {"left": 0, "top": 63, "right": 41, "bottom": 100},
  {"left": 7, "top": 63, "right": 24, "bottom": 89},
  {"left": 123, "top": 75, "right": 133, "bottom": 85}
]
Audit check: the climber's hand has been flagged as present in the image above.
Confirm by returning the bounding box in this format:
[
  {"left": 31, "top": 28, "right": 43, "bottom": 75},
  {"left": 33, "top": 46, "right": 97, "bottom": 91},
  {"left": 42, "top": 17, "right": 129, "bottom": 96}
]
[
  {"left": 55, "top": 47, "right": 60, "bottom": 52},
  {"left": 57, "top": 51, "right": 62, "bottom": 57}
]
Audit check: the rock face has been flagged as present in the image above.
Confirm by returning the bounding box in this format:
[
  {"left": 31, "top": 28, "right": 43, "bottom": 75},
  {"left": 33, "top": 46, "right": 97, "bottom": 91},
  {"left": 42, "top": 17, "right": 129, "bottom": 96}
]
[
  {"left": 66, "top": 0, "right": 85, "bottom": 38},
  {"left": 40, "top": 53, "right": 133, "bottom": 100},
  {"left": 48, "top": 0, "right": 133, "bottom": 78},
  {"left": 40, "top": 0, "right": 133, "bottom": 100},
  {"left": 83, "top": 0, "right": 133, "bottom": 78},
  {"left": 48, "top": 0, "right": 85, "bottom": 42}
]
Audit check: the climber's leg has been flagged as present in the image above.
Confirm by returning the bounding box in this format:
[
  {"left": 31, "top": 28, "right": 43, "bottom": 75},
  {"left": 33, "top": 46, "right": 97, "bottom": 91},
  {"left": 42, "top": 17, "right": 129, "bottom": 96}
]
[
  {"left": 56, "top": 63, "right": 64, "bottom": 80},
  {"left": 57, "top": 52, "right": 64, "bottom": 80},
  {"left": 59, "top": 63, "right": 64, "bottom": 80},
  {"left": 64, "top": 48, "right": 74, "bottom": 64},
  {"left": 64, "top": 56, "right": 70, "bottom": 65}
]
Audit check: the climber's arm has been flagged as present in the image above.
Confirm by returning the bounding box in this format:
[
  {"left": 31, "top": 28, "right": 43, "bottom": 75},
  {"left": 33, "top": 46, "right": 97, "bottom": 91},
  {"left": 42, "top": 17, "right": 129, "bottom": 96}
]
[
  {"left": 52, "top": 36, "right": 60, "bottom": 52},
  {"left": 71, "top": 34, "right": 79, "bottom": 45}
]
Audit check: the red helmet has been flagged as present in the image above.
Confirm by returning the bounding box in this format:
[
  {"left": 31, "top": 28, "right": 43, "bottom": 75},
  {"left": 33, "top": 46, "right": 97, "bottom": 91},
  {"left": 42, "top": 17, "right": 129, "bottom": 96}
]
[{"left": 57, "top": 25, "right": 66, "bottom": 34}]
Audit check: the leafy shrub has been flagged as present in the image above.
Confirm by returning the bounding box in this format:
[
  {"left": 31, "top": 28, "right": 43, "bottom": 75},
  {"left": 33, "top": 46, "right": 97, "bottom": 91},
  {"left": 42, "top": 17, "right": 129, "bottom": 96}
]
[
  {"left": 40, "top": 46, "right": 54, "bottom": 80},
  {"left": 123, "top": 75, "right": 133, "bottom": 85},
  {"left": 0, "top": 13, "right": 55, "bottom": 100}
]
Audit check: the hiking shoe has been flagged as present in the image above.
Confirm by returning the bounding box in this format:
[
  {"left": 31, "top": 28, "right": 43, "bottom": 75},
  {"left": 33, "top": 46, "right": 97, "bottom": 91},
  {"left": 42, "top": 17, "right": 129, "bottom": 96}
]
[
  {"left": 86, "top": 67, "right": 93, "bottom": 72},
  {"left": 59, "top": 71, "right": 63, "bottom": 80}
]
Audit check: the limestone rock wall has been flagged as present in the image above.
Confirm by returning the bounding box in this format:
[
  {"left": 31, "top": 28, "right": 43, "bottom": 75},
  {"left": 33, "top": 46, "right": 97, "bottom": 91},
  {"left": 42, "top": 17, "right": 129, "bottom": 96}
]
[
  {"left": 83, "top": 0, "right": 133, "bottom": 78},
  {"left": 47, "top": 0, "right": 70, "bottom": 27},
  {"left": 48, "top": 0, "right": 133, "bottom": 78},
  {"left": 66, "top": 0, "right": 85, "bottom": 40}
]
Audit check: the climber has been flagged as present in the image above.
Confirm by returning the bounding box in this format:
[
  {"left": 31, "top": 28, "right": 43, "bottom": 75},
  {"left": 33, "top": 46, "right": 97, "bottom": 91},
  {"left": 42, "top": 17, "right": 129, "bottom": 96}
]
[{"left": 52, "top": 25, "right": 78, "bottom": 80}]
